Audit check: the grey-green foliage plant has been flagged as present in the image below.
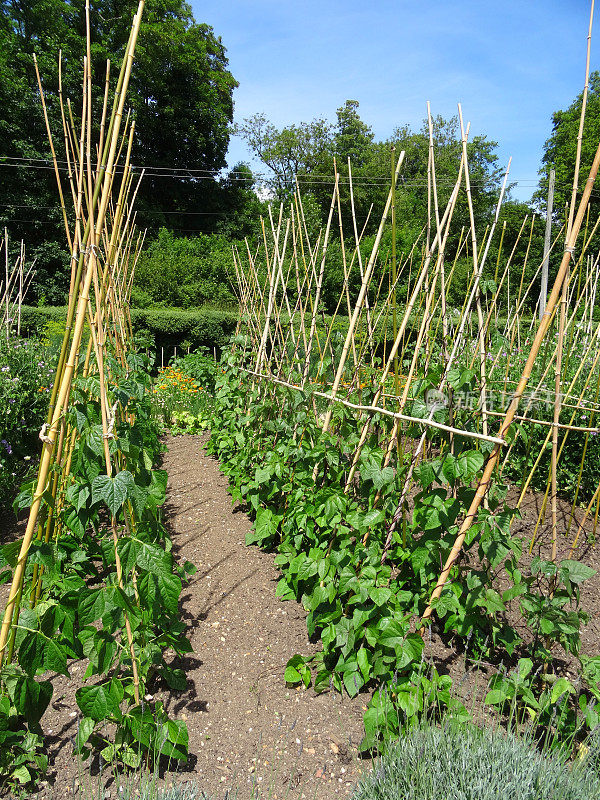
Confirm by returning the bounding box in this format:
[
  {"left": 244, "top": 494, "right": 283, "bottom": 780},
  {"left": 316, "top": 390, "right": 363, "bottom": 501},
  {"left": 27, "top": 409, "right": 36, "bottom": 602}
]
[
  {"left": 54, "top": 766, "right": 208, "bottom": 800},
  {"left": 157, "top": 784, "right": 209, "bottom": 800},
  {"left": 351, "top": 721, "right": 600, "bottom": 800},
  {"left": 119, "top": 778, "right": 207, "bottom": 800}
]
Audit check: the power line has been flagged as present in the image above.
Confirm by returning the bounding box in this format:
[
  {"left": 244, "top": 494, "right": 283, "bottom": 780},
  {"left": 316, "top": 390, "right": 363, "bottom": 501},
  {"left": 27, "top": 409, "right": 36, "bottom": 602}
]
[
  {"left": 0, "top": 155, "right": 546, "bottom": 186},
  {"left": 0, "top": 203, "right": 241, "bottom": 215},
  {"left": 0, "top": 162, "right": 546, "bottom": 192}
]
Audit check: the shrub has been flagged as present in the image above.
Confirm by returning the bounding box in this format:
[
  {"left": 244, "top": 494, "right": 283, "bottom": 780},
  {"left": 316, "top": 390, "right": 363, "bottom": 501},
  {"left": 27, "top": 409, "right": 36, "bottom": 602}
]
[
  {"left": 134, "top": 228, "right": 238, "bottom": 308},
  {"left": 18, "top": 306, "right": 238, "bottom": 356},
  {"left": 83, "top": 777, "right": 209, "bottom": 800},
  {"left": 351, "top": 721, "right": 600, "bottom": 800},
  {"left": 131, "top": 307, "right": 237, "bottom": 354}
]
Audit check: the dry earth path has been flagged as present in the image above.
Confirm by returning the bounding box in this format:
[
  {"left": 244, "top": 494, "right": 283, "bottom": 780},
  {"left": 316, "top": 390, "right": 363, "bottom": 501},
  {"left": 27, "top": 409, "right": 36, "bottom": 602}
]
[
  {"left": 158, "top": 434, "right": 369, "bottom": 799},
  {"left": 1, "top": 433, "right": 369, "bottom": 799}
]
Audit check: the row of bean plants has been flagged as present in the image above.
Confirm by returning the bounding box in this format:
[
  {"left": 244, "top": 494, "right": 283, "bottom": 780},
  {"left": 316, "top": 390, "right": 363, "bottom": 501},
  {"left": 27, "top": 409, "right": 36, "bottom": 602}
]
[
  {"left": 0, "top": 334, "right": 58, "bottom": 508},
  {"left": 199, "top": 343, "right": 600, "bottom": 752},
  {"left": 0, "top": 348, "right": 193, "bottom": 788}
]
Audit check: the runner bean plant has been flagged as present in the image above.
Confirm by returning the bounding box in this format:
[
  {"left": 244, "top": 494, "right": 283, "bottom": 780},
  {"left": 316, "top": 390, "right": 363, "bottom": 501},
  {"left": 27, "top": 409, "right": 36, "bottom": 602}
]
[
  {"left": 198, "top": 88, "right": 600, "bottom": 753},
  {"left": 205, "top": 349, "right": 600, "bottom": 751},
  {"left": 0, "top": 5, "right": 193, "bottom": 790}
]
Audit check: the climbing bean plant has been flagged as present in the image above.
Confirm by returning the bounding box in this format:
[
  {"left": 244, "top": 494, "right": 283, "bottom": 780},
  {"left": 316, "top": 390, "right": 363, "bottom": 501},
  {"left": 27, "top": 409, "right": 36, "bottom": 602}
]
[
  {"left": 0, "top": 1, "right": 194, "bottom": 790},
  {"left": 206, "top": 346, "right": 600, "bottom": 752},
  {"left": 0, "top": 351, "right": 192, "bottom": 788}
]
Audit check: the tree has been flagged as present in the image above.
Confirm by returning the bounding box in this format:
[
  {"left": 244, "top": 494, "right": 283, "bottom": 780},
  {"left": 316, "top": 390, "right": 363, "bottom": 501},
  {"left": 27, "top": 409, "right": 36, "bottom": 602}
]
[
  {"left": 531, "top": 74, "right": 600, "bottom": 305},
  {"left": 0, "top": 1, "right": 70, "bottom": 301},
  {"left": 334, "top": 113, "right": 504, "bottom": 249},
  {"left": 334, "top": 99, "right": 374, "bottom": 167},
  {"left": 237, "top": 103, "right": 519, "bottom": 317},
  {"left": 0, "top": 0, "right": 239, "bottom": 300},
  {"left": 536, "top": 71, "right": 600, "bottom": 226},
  {"left": 237, "top": 100, "right": 376, "bottom": 204},
  {"left": 213, "top": 162, "right": 268, "bottom": 240},
  {"left": 236, "top": 113, "right": 333, "bottom": 200},
  {"left": 239, "top": 104, "right": 505, "bottom": 245}
]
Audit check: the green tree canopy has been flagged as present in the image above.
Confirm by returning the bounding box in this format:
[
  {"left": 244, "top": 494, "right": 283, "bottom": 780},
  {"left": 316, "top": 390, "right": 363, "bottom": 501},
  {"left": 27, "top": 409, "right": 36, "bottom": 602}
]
[
  {"left": 536, "top": 71, "right": 600, "bottom": 225},
  {"left": 235, "top": 112, "right": 333, "bottom": 200},
  {"left": 239, "top": 102, "right": 505, "bottom": 247},
  {"left": 0, "top": 0, "right": 239, "bottom": 300},
  {"left": 334, "top": 99, "right": 375, "bottom": 167},
  {"left": 236, "top": 100, "right": 375, "bottom": 203}
]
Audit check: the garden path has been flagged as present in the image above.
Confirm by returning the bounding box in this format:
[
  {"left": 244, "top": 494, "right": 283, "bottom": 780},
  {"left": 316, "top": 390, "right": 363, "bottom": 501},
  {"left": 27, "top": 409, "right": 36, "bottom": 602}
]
[{"left": 158, "top": 433, "right": 369, "bottom": 799}]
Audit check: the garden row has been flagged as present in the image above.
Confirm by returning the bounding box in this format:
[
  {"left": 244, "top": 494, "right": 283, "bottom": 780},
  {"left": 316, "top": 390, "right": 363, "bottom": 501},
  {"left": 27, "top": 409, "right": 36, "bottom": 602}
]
[
  {"left": 0, "top": 6, "right": 198, "bottom": 790},
  {"left": 0, "top": 349, "right": 193, "bottom": 788},
  {"left": 0, "top": 334, "right": 57, "bottom": 508}
]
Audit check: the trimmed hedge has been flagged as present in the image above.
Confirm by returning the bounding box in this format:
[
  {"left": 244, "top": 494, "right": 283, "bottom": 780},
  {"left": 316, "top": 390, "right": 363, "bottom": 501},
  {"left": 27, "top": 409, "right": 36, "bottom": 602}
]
[
  {"left": 19, "top": 305, "right": 238, "bottom": 355},
  {"left": 131, "top": 307, "right": 237, "bottom": 353},
  {"left": 19, "top": 305, "right": 532, "bottom": 362}
]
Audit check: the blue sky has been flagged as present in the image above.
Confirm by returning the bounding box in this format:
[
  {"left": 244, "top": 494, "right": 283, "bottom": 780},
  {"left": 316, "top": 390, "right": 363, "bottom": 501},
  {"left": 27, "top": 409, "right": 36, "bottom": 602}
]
[{"left": 190, "top": 0, "right": 596, "bottom": 202}]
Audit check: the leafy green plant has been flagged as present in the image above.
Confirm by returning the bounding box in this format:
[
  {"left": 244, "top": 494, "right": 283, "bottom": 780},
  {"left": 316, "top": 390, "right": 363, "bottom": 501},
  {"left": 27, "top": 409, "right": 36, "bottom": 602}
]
[
  {"left": 484, "top": 658, "right": 581, "bottom": 744},
  {"left": 0, "top": 335, "right": 57, "bottom": 507},
  {"left": 170, "top": 411, "right": 210, "bottom": 435},
  {"left": 172, "top": 350, "right": 220, "bottom": 394},
  {"left": 1, "top": 351, "right": 194, "bottom": 786},
  {"left": 521, "top": 557, "right": 594, "bottom": 659},
  {"left": 0, "top": 679, "right": 48, "bottom": 791},
  {"left": 133, "top": 230, "right": 239, "bottom": 309}
]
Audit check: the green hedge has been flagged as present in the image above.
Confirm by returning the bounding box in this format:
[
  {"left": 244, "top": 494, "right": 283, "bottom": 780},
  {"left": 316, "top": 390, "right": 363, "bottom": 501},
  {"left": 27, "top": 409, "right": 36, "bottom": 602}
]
[
  {"left": 19, "top": 305, "right": 531, "bottom": 361},
  {"left": 19, "top": 306, "right": 238, "bottom": 355}
]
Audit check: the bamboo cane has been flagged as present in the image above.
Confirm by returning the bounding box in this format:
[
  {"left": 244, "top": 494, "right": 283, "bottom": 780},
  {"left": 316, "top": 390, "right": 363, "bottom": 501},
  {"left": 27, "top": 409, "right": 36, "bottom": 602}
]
[
  {"left": 421, "top": 131, "right": 600, "bottom": 626},
  {"left": 0, "top": 0, "right": 145, "bottom": 665}
]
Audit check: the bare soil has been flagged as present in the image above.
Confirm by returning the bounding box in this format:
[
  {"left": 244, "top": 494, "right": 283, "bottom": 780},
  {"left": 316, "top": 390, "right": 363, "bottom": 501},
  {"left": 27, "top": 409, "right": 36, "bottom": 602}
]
[{"left": 153, "top": 434, "right": 369, "bottom": 798}]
